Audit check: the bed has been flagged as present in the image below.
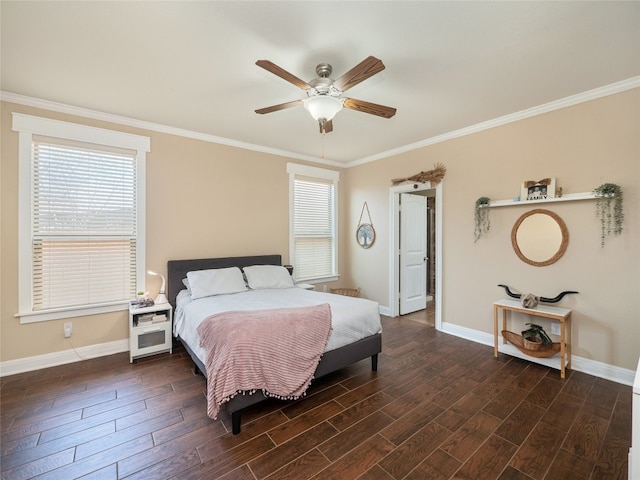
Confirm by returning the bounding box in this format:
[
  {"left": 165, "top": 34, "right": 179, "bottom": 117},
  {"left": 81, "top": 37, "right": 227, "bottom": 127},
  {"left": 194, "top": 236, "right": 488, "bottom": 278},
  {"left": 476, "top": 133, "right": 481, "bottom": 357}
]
[{"left": 167, "top": 254, "right": 382, "bottom": 434}]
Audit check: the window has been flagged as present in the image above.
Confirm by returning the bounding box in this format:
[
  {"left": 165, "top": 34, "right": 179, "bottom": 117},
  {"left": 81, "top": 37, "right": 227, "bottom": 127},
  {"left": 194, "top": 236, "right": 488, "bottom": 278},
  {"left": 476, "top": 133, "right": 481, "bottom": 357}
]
[
  {"left": 13, "top": 113, "right": 150, "bottom": 323},
  {"left": 287, "top": 163, "right": 339, "bottom": 283}
]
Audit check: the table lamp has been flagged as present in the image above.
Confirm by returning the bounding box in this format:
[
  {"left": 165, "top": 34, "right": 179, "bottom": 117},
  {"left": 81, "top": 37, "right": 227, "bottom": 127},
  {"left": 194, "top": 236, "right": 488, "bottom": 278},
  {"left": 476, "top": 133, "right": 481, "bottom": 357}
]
[{"left": 147, "top": 270, "right": 169, "bottom": 305}]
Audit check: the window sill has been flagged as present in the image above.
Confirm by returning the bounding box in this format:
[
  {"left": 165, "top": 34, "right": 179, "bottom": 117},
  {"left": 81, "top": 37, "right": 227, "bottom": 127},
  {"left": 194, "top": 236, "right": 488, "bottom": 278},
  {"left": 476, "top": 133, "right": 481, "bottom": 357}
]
[{"left": 17, "top": 302, "right": 129, "bottom": 323}]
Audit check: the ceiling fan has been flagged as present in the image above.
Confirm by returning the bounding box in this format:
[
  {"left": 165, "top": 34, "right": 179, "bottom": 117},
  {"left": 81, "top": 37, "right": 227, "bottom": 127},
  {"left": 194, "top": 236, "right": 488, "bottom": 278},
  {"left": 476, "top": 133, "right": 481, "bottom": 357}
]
[{"left": 255, "top": 56, "right": 396, "bottom": 134}]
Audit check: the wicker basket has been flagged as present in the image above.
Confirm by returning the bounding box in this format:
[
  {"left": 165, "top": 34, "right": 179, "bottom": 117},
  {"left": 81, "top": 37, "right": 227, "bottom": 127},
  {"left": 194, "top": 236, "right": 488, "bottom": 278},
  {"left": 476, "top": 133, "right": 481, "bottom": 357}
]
[
  {"left": 330, "top": 287, "right": 361, "bottom": 298},
  {"left": 502, "top": 330, "right": 561, "bottom": 358},
  {"left": 522, "top": 336, "right": 544, "bottom": 352}
]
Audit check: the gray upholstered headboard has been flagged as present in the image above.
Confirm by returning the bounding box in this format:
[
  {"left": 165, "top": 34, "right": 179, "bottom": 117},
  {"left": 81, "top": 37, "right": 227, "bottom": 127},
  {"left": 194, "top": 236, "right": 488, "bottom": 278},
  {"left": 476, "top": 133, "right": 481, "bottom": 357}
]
[{"left": 166, "top": 254, "right": 282, "bottom": 309}]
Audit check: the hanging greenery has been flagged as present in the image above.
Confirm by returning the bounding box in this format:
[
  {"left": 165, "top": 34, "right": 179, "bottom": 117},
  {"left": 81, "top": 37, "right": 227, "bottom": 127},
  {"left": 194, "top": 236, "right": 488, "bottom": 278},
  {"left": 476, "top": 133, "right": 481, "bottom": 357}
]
[
  {"left": 474, "top": 197, "right": 490, "bottom": 242},
  {"left": 593, "top": 183, "right": 623, "bottom": 247}
]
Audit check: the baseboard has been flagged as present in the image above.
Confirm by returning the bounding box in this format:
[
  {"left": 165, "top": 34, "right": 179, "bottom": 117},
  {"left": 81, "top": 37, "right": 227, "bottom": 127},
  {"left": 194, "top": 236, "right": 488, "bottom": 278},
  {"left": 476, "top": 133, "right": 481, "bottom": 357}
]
[
  {"left": 570, "top": 356, "right": 637, "bottom": 386},
  {"left": 2, "top": 322, "right": 634, "bottom": 386},
  {"left": 0, "top": 339, "right": 129, "bottom": 377},
  {"left": 441, "top": 321, "right": 636, "bottom": 386}
]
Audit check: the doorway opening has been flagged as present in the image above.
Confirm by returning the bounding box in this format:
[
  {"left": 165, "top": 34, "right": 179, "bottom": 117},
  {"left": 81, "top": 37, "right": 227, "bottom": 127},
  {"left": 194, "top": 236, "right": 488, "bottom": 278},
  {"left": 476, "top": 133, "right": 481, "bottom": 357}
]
[{"left": 388, "top": 182, "right": 442, "bottom": 330}]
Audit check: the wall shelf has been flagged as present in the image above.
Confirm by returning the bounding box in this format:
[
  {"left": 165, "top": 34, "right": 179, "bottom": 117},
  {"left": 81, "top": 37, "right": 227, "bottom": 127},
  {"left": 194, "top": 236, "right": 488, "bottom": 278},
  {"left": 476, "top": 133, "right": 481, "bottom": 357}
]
[{"left": 487, "top": 192, "right": 596, "bottom": 208}]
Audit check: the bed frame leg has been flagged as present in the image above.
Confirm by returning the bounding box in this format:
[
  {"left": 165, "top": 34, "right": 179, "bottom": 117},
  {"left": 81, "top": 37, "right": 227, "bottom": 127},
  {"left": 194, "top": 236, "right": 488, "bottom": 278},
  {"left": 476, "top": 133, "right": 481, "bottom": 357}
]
[
  {"left": 371, "top": 353, "right": 378, "bottom": 371},
  {"left": 231, "top": 411, "right": 242, "bottom": 435}
]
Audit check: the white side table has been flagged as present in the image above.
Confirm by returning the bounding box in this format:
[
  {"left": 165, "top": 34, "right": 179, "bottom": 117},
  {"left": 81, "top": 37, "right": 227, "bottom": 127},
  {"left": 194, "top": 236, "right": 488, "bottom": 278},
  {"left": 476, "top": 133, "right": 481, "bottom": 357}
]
[
  {"left": 129, "top": 302, "right": 173, "bottom": 363},
  {"left": 493, "top": 299, "right": 571, "bottom": 378}
]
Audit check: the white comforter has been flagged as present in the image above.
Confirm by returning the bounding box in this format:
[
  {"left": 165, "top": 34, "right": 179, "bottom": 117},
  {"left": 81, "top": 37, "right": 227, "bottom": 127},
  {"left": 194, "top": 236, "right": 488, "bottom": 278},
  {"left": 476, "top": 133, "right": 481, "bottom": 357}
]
[{"left": 174, "top": 287, "right": 382, "bottom": 365}]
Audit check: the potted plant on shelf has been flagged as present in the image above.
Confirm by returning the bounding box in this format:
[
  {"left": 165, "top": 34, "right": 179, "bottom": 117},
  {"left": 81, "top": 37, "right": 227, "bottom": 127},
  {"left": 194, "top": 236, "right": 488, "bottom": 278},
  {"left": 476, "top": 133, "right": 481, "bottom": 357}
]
[
  {"left": 474, "top": 197, "right": 490, "bottom": 242},
  {"left": 521, "top": 323, "right": 553, "bottom": 351},
  {"left": 593, "top": 183, "right": 623, "bottom": 247}
]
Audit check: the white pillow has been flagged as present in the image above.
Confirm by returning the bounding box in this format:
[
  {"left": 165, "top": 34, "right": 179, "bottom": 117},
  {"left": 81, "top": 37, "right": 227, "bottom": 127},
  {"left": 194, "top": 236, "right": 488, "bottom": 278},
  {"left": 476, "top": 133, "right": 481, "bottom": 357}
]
[
  {"left": 186, "top": 267, "right": 247, "bottom": 299},
  {"left": 243, "top": 265, "right": 294, "bottom": 289}
]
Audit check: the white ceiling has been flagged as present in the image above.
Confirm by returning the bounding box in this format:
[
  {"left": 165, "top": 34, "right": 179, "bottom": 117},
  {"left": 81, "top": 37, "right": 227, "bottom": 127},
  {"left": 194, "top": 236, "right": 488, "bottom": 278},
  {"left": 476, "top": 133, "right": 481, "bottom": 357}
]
[{"left": 2, "top": 1, "right": 639, "bottom": 166}]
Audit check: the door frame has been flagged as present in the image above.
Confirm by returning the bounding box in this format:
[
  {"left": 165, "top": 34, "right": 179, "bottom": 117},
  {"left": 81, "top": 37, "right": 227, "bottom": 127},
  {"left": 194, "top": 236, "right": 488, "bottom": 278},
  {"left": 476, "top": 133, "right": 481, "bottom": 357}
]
[{"left": 388, "top": 182, "right": 443, "bottom": 330}]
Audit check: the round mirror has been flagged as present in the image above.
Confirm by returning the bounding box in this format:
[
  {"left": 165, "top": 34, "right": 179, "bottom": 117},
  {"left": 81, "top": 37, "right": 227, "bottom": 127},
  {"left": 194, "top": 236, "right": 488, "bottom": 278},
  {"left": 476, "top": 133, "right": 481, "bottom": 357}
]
[{"left": 511, "top": 209, "right": 568, "bottom": 267}]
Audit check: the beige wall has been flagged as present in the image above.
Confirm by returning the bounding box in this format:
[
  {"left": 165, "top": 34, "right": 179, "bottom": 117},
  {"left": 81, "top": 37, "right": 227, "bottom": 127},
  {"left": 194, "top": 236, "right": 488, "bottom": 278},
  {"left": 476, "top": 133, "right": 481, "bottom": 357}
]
[
  {"left": 344, "top": 88, "right": 639, "bottom": 370},
  {"left": 0, "top": 101, "right": 345, "bottom": 362},
  {"left": 2, "top": 88, "right": 638, "bottom": 373}
]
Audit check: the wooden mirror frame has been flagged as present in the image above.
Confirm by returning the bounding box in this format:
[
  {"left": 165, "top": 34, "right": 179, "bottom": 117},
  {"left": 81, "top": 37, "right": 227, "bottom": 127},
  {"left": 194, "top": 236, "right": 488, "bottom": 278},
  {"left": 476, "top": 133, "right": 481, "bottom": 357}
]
[{"left": 511, "top": 208, "right": 569, "bottom": 267}]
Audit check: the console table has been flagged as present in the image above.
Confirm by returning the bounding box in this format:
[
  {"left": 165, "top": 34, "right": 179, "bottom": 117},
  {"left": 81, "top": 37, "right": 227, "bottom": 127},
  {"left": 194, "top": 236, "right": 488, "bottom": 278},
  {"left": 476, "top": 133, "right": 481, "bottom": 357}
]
[{"left": 494, "top": 299, "right": 571, "bottom": 378}]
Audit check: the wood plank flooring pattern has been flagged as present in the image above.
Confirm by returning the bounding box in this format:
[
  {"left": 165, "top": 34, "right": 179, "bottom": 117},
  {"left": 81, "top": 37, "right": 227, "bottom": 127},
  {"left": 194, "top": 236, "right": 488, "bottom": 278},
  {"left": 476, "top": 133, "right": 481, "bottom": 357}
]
[{"left": 1, "top": 316, "right": 632, "bottom": 480}]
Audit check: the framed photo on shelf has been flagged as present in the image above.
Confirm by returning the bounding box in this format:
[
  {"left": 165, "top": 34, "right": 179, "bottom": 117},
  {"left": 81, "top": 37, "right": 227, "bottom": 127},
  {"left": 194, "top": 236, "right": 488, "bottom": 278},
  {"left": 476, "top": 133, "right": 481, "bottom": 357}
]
[{"left": 521, "top": 177, "right": 556, "bottom": 201}]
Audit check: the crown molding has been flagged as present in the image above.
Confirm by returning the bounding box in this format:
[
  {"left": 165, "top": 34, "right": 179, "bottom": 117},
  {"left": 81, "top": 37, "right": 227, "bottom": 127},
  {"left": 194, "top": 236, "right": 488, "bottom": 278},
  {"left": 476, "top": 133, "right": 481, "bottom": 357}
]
[
  {"left": 3, "top": 75, "right": 638, "bottom": 169},
  {"left": 0, "top": 91, "right": 343, "bottom": 168},
  {"left": 347, "top": 76, "right": 640, "bottom": 168}
]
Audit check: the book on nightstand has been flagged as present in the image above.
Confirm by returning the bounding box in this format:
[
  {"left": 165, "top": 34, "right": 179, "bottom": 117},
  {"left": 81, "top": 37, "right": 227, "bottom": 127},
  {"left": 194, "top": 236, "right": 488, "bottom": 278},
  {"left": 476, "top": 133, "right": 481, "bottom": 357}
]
[
  {"left": 152, "top": 314, "right": 167, "bottom": 324},
  {"left": 135, "top": 313, "right": 155, "bottom": 326}
]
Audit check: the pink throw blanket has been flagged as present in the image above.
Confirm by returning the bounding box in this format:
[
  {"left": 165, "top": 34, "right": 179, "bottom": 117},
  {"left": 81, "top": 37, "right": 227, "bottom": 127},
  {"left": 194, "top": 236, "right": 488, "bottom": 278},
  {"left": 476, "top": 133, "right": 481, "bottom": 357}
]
[{"left": 197, "top": 303, "right": 332, "bottom": 419}]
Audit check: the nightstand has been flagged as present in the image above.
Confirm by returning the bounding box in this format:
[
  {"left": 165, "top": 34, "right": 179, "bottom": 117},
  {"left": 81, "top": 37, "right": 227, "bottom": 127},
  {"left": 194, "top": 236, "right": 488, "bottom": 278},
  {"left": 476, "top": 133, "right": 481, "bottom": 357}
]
[{"left": 129, "top": 302, "right": 173, "bottom": 363}]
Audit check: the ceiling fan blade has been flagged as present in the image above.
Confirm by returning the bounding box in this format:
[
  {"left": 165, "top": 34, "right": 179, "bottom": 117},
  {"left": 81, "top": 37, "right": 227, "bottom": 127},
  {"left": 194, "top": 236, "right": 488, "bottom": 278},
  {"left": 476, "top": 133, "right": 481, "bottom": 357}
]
[
  {"left": 343, "top": 98, "right": 396, "bottom": 118},
  {"left": 319, "top": 119, "right": 333, "bottom": 134},
  {"left": 256, "top": 60, "right": 312, "bottom": 90},
  {"left": 334, "top": 56, "right": 385, "bottom": 92},
  {"left": 255, "top": 99, "right": 303, "bottom": 115}
]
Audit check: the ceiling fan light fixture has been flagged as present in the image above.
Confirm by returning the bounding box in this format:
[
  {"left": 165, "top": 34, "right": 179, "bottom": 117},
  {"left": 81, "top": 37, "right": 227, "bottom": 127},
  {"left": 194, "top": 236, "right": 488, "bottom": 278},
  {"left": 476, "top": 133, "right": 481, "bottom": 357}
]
[
  {"left": 304, "top": 95, "right": 343, "bottom": 121},
  {"left": 256, "top": 57, "right": 394, "bottom": 134}
]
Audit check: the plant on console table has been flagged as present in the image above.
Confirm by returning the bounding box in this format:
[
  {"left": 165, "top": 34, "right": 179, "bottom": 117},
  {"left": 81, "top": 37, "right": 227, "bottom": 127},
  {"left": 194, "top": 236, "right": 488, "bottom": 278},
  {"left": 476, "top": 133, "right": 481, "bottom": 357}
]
[
  {"left": 474, "top": 197, "right": 490, "bottom": 243},
  {"left": 521, "top": 323, "right": 553, "bottom": 350},
  {"left": 593, "top": 183, "right": 623, "bottom": 247}
]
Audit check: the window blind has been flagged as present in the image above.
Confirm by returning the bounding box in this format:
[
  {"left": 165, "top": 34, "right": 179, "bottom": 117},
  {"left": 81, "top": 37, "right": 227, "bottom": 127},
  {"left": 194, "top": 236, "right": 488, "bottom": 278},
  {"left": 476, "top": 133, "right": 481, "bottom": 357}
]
[
  {"left": 32, "top": 136, "right": 137, "bottom": 310},
  {"left": 293, "top": 178, "right": 335, "bottom": 281}
]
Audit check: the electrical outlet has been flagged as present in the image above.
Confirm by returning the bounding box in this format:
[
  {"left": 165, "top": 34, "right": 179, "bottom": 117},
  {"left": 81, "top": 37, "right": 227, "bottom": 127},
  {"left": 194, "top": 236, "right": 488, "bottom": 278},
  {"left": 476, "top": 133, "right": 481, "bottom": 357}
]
[
  {"left": 64, "top": 322, "right": 72, "bottom": 338},
  {"left": 322, "top": 285, "right": 328, "bottom": 292},
  {"left": 550, "top": 322, "right": 560, "bottom": 336}
]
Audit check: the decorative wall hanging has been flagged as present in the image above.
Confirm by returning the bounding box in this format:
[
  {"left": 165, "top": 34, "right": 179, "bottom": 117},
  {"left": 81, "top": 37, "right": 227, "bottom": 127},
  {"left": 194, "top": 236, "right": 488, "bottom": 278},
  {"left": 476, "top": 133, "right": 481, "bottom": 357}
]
[
  {"left": 474, "top": 197, "right": 490, "bottom": 242},
  {"left": 356, "top": 202, "right": 376, "bottom": 249},
  {"left": 511, "top": 209, "right": 568, "bottom": 267},
  {"left": 520, "top": 177, "right": 556, "bottom": 201},
  {"left": 520, "top": 293, "right": 539, "bottom": 309},
  {"left": 391, "top": 162, "right": 447, "bottom": 186},
  {"left": 593, "top": 183, "right": 623, "bottom": 247},
  {"left": 498, "top": 284, "right": 578, "bottom": 303}
]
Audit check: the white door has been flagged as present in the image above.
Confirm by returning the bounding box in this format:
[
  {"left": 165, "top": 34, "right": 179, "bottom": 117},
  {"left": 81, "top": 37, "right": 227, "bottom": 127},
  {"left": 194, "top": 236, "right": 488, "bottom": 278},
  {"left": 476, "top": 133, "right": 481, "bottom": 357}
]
[{"left": 400, "top": 193, "right": 427, "bottom": 314}]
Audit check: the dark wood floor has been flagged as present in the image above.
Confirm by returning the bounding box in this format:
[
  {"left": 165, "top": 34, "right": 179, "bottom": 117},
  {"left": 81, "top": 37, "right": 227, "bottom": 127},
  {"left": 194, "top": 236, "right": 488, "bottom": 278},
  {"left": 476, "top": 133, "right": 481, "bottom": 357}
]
[{"left": 1, "top": 315, "right": 632, "bottom": 480}]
